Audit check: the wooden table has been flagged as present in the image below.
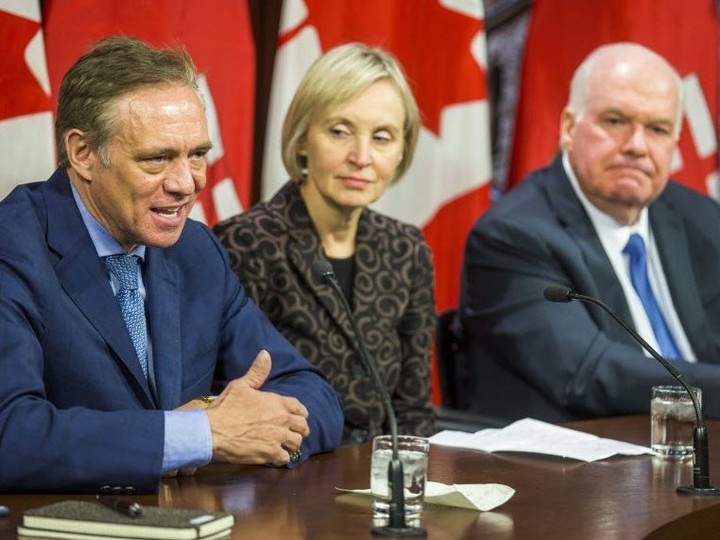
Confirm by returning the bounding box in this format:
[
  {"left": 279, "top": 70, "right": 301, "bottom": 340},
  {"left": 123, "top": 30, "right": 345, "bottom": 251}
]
[{"left": 2, "top": 415, "right": 720, "bottom": 539}]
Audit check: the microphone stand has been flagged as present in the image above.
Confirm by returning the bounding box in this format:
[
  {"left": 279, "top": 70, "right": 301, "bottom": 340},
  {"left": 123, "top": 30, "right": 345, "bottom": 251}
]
[
  {"left": 557, "top": 288, "right": 720, "bottom": 495},
  {"left": 313, "top": 262, "right": 427, "bottom": 536}
]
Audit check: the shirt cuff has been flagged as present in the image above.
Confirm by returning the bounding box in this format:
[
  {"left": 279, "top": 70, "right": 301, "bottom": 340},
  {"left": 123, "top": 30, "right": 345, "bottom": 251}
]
[{"left": 162, "top": 410, "right": 212, "bottom": 472}]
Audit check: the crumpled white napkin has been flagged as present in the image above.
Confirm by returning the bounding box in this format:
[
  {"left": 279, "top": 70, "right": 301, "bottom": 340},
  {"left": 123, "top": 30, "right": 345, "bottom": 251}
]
[{"left": 337, "top": 481, "right": 515, "bottom": 511}]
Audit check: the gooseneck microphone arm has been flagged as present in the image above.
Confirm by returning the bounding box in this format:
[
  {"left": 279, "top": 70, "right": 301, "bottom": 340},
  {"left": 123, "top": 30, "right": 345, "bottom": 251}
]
[
  {"left": 544, "top": 285, "right": 720, "bottom": 495},
  {"left": 543, "top": 287, "right": 700, "bottom": 425},
  {"left": 311, "top": 260, "right": 426, "bottom": 536}
]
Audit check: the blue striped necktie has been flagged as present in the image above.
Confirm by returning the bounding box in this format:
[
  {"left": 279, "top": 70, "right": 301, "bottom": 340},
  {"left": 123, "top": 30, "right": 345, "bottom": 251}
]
[
  {"left": 105, "top": 254, "right": 148, "bottom": 377},
  {"left": 623, "top": 233, "right": 681, "bottom": 360}
]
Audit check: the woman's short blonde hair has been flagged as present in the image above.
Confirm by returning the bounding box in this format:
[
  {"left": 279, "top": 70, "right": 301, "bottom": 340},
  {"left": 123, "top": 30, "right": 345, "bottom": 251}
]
[{"left": 281, "top": 42, "right": 420, "bottom": 184}]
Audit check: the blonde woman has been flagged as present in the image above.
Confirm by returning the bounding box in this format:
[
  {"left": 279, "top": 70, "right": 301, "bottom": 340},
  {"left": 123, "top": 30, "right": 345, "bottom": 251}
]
[{"left": 215, "top": 43, "right": 436, "bottom": 444}]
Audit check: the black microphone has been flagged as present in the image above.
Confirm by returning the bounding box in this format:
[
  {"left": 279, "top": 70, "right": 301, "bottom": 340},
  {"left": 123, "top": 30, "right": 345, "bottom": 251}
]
[
  {"left": 544, "top": 285, "right": 720, "bottom": 496},
  {"left": 311, "top": 260, "right": 426, "bottom": 537}
]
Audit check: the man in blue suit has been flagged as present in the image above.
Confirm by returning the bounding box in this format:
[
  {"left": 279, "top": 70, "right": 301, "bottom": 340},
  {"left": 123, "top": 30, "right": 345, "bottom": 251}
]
[
  {"left": 0, "top": 36, "right": 343, "bottom": 493},
  {"left": 459, "top": 43, "right": 720, "bottom": 423}
]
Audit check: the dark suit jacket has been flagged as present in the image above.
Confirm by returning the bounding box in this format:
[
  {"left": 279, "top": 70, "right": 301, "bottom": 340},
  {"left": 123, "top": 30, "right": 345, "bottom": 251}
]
[
  {"left": 459, "top": 156, "right": 720, "bottom": 423},
  {"left": 214, "top": 182, "right": 436, "bottom": 444},
  {"left": 0, "top": 169, "right": 343, "bottom": 493}
]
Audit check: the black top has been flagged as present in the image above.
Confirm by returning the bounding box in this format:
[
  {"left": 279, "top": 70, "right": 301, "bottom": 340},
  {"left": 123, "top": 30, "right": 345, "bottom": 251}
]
[{"left": 328, "top": 255, "right": 355, "bottom": 305}]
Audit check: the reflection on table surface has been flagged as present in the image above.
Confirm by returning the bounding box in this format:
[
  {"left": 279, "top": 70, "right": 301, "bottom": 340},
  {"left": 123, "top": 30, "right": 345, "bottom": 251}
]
[{"left": 3, "top": 415, "right": 720, "bottom": 539}]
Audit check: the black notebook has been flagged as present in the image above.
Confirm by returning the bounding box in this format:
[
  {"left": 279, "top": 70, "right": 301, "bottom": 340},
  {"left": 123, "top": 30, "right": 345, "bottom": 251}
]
[{"left": 18, "top": 500, "right": 234, "bottom": 540}]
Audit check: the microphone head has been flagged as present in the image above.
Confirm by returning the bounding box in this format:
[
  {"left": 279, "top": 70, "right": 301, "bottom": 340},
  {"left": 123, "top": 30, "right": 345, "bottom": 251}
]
[
  {"left": 311, "top": 260, "right": 335, "bottom": 284},
  {"left": 544, "top": 285, "right": 574, "bottom": 303}
]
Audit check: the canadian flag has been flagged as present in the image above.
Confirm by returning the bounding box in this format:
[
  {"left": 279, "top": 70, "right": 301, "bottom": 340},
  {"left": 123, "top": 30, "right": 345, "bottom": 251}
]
[
  {"left": 6, "top": 0, "right": 256, "bottom": 227},
  {"left": 262, "top": 0, "right": 492, "bottom": 316},
  {"left": 508, "top": 0, "right": 719, "bottom": 199},
  {"left": 0, "top": 0, "right": 55, "bottom": 199}
]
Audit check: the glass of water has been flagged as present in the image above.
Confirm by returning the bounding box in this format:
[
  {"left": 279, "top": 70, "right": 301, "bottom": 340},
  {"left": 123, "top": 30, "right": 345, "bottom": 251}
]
[
  {"left": 650, "top": 385, "right": 701, "bottom": 459},
  {"left": 370, "top": 435, "right": 430, "bottom": 525}
]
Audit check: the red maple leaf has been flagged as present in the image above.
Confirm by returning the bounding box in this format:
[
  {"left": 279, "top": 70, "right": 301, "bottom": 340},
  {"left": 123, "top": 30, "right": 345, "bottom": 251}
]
[
  {"left": 0, "top": 10, "right": 50, "bottom": 120},
  {"left": 291, "top": 0, "right": 485, "bottom": 136}
]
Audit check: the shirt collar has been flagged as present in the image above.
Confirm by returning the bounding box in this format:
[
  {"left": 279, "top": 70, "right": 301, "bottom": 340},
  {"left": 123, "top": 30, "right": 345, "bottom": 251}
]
[
  {"left": 71, "top": 182, "right": 146, "bottom": 261},
  {"left": 561, "top": 151, "right": 649, "bottom": 248}
]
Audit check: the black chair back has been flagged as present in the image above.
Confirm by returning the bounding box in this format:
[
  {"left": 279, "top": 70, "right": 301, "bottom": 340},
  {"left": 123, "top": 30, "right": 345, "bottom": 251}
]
[{"left": 436, "top": 308, "right": 465, "bottom": 409}]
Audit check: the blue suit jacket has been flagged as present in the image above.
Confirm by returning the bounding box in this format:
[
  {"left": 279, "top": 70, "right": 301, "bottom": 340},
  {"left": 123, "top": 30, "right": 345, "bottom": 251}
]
[
  {"left": 0, "top": 169, "right": 343, "bottom": 493},
  {"left": 459, "top": 156, "right": 720, "bottom": 423}
]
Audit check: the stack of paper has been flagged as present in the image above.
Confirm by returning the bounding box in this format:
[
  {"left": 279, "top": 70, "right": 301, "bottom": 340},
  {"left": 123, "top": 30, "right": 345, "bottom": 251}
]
[{"left": 428, "top": 417, "right": 654, "bottom": 462}]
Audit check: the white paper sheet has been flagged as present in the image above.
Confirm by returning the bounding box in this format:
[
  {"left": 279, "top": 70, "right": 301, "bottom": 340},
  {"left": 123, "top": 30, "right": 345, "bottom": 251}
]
[{"left": 428, "top": 417, "right": 655, "bottom": 462}]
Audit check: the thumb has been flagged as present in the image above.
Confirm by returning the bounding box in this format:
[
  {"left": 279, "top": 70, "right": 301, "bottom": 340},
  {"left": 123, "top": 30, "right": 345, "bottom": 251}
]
[{"left": 238, "top": 349, "right": 272, "bottom": 390}]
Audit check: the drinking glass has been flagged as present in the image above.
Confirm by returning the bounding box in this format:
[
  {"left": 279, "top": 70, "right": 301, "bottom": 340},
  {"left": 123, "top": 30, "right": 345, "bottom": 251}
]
[{"left": 370, "top": 435, "right": 430, "bottom": 525}]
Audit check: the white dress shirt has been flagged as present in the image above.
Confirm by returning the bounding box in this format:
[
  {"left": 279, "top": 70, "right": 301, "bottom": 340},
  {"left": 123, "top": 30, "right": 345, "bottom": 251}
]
[{"left": 562, "top": 153, "right": 695, "bottom": 362}]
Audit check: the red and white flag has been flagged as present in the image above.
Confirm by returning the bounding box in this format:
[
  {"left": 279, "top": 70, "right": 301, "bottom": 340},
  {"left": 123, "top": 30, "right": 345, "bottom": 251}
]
[
  {"left": 262, "top": 0, "right": 492, "bottom": 315},
  {"left": 34, "top": 0, "right": 256, "bottom": 226},
  {"left": 0, "top": 0, "right": 54, "bottom": 199},
  {"left": 508, "top": 0, "right": 719, "bottom": 199}
]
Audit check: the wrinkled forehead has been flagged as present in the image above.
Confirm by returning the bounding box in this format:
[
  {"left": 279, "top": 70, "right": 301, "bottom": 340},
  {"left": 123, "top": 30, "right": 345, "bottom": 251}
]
[{"left": 111, "top": 85, "right": 207, "bottom": 128}]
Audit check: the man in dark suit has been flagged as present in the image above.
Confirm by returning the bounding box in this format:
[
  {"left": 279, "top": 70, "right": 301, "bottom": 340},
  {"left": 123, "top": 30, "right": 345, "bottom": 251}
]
[
  {"left": 0, "top": 36, "right": 343, "bottom": 493},
  {"left": 459, "top": 42, "right": 720, "bottom": 423}
]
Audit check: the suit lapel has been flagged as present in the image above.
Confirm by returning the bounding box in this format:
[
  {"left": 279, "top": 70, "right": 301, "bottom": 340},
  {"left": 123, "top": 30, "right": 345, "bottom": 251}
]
[
  {"left": 279, "top": 184, "right": 361, "bottom": 349},
  {"left": 543, "top": 160, "right": 636, "bottom": 339},
  {"left": 352, "top": 212, "right": 387, "bottom": 332},
  {"left": 144, "top": 248, "right": 182, "bottom": 409},
  {"left": 650, "top": 195, "right": 713, "bottom": 361},
  {"left": 44, "top": 172, "right": 155, "bottom": 406}
]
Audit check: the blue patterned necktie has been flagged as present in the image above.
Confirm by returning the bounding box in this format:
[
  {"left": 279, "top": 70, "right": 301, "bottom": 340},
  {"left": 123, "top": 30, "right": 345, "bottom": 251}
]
[
  {"left": 105, "top": 254, "right": 148, "bottom": 377},
  {"left": 623, "top": 233, "right": 681, "bottom": 360}
]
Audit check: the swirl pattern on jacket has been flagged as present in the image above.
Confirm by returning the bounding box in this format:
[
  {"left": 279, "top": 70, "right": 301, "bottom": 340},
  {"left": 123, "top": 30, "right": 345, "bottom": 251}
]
[{"left": 214, "top": 182, "right": 437, "bottom": 444}]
